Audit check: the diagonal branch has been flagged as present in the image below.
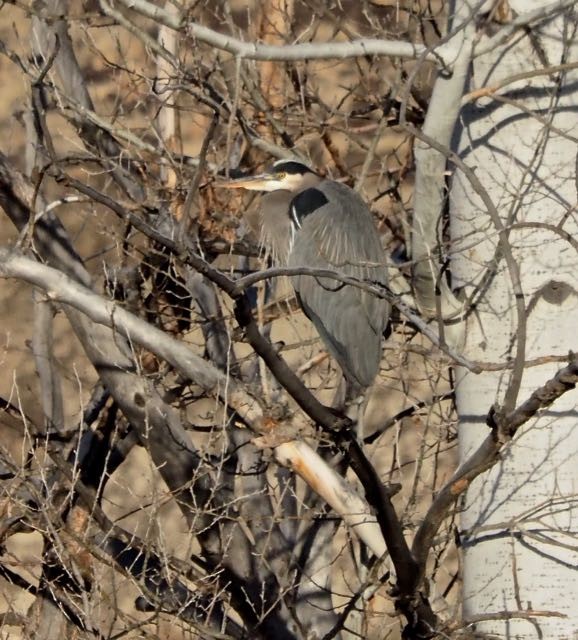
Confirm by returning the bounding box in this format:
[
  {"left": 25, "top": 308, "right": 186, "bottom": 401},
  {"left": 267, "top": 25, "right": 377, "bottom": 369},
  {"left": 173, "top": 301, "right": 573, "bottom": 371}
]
[
  {"left": 474, "top": 0, "right": 578, "bottom": 58},
  {"left": 412, "top": 358, "right": 578, "bottom": 582}
]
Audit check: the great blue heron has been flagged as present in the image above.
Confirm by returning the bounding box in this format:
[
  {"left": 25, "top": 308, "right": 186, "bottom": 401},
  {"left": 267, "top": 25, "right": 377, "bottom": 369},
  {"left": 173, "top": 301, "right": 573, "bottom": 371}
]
[{"left": 219, "top": 159, "right": 389, "bottom": 397}]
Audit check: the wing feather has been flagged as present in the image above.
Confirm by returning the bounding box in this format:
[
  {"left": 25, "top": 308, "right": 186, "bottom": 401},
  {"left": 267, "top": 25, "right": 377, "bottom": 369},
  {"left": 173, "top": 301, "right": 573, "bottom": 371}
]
[{"left": 287, "top": 181, "right": 389, "bottom": 388}]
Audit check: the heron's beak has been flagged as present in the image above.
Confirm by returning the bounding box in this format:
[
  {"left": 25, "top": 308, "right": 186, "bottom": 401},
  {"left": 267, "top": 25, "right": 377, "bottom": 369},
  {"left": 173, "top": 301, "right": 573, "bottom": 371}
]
[{"left": 215, "top": 174, "right": 274, "bottom": 191}]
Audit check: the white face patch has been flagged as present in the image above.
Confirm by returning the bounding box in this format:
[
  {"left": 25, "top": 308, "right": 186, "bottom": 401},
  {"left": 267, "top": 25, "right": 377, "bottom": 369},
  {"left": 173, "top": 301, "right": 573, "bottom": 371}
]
[{"left": 259, "top": 179, "right": 290, "bottom": 192}]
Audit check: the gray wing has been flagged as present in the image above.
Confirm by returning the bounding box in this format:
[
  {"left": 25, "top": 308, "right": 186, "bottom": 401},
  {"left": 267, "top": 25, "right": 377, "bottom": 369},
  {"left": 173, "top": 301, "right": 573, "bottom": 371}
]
[{"left": 287, "top": 181, "right": 389, "bottom": 388}]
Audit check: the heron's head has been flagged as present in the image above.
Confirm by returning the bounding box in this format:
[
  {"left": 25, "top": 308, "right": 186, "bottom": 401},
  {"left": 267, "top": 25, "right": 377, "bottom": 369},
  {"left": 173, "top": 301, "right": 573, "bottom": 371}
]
[{"left": 217, "top": 160, "right": 321, "bottom": 193}]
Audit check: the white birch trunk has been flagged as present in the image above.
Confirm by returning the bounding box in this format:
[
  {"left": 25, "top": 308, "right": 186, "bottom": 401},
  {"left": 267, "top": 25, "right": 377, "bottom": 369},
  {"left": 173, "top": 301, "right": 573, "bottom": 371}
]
[{"left": 450, "top": 2, "right": 578, "bottom": 637}]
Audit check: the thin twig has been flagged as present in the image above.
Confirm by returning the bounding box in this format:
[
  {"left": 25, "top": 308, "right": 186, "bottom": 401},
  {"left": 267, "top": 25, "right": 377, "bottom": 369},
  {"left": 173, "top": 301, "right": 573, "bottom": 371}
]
[{"left": 461, "top": 60, "right": 578, "bottom": 104}]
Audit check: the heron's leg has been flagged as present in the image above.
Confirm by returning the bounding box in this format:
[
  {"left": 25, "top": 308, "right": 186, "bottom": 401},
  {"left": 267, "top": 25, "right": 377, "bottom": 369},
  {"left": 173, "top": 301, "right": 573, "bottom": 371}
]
[{"left": 343, "top": 379, "right": 367, "bottom": 443}]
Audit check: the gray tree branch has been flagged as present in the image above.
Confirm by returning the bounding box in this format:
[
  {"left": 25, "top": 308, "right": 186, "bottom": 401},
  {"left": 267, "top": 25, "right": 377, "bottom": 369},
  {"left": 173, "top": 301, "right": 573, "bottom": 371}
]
[{"left": 110, "top": 0, "right": 451, "bottom": 64}]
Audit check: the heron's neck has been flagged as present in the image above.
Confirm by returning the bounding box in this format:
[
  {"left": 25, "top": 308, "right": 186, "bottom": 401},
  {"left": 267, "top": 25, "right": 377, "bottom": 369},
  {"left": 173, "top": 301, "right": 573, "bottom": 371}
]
[{"left": 294, "top": 172, "right": 323, "bottom": 193}]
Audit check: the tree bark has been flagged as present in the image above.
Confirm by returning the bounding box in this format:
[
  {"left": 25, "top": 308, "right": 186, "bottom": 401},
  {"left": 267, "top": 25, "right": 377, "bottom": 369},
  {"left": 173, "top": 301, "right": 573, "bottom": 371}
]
[{"left": 450, "top": 2, "right": 578, "bottom": 637}]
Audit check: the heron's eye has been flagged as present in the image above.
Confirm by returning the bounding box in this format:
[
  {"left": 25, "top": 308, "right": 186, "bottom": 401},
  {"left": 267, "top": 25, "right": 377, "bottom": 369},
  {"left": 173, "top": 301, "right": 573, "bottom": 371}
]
[{"left": 275, "top": 172, "right": 287, "bottom": 180}]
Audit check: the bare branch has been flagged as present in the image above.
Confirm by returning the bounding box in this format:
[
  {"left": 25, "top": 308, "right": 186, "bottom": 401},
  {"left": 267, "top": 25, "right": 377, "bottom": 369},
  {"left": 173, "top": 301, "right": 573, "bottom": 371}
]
[
  {"left": 474, "top": 0, "right": 578, "bottom": 58},
  {"left": 497, "top": 359, "right": 578, "bottom": 436},
  {"left": 461, "top": 60, "right": 578, "bottom": 105},
  {"left": 274, "top": 441, "right": 386, "bottom": 558},
  {"left": 234, "top": 264, "right": 482, "bottom": 373},
  {"left": 0, "top": 248, "right": 255, "bottom": 419},
  {"left": 112, "top": 0, "right": 449, "bottom": 64},
  {"left": 412, "top": 358, "right": 578, "bottom": 581}
]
